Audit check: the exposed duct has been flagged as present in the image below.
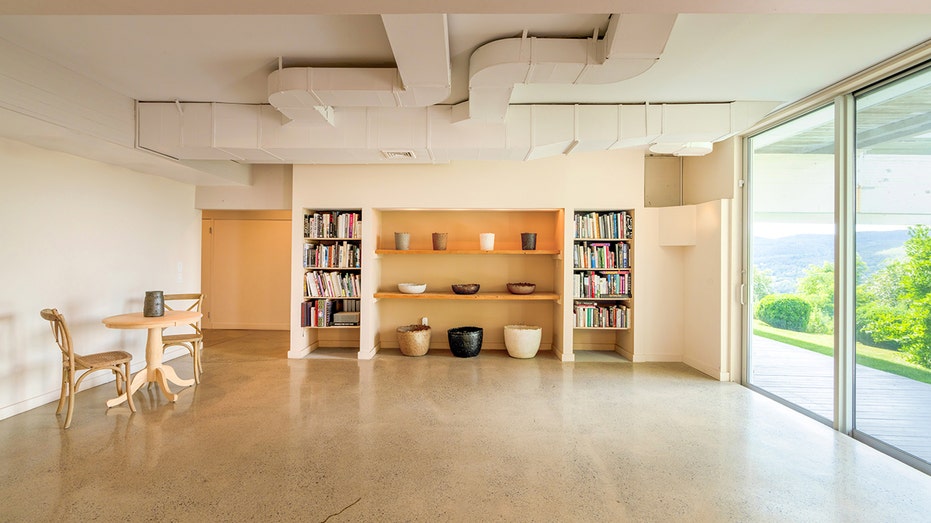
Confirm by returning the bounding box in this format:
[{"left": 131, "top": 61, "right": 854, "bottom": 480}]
[
  {"left": 267, "top": 14, "right": 450, "bottom": 124},
  {"left": 139, "top": 14, "right": 776, "bottom": 165},
  {"left": 136, "top": 101, "right": 778, "bottom": 164},
  {"left": 461, "top": 14, "right": 677, "bottom": 122}
]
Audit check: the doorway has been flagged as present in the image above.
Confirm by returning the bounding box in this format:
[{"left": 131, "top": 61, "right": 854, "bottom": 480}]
[{"left": 201, "top": 210, "right": 291, "bottom": 330}]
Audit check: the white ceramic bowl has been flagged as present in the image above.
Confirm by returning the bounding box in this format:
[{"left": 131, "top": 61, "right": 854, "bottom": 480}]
[{"left": 397, "top": 282, "right": 427, "bottom": 294}]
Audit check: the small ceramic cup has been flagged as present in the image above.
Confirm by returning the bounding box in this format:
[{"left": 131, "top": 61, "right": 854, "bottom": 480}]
[
  {"left": 479, "top": 233, "right": 495, "bottom": 251},
  {"left": 395, "top": 232, "right": 411, "bottom": 250}
]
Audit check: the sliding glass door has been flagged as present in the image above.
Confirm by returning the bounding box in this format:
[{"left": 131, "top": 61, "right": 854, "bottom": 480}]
[
  {"left": 746, "top": 63, "right": 931, "bottom": 473},
  {"left": 746, "top": 105, "right": 836, "bottom": 422},
  {"left": 853, "top": 66, "right": 931, "bottom": 465}
]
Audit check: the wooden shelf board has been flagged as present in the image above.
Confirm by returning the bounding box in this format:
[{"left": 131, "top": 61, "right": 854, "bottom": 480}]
[
  {"left": 572, "top": 267, "right": 631, "bottom": 271},
  {"left": 375, "top": 249, "right": 559, "bottom": 255},
  {"left": 575, "top": 238, "right": 631, "bottom": 242},
  {"left": 305, "top": 237, "right": 361, "bottom": 241},
  {"left": 374, "top": 291, "right": 559, "bottom": 301}
]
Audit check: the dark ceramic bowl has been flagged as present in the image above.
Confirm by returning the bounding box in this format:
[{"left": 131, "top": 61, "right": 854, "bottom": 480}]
[
  {"left": 448, "top": 326, "right": 483, "bottom": 357},
  {"left": 506, "top": 282, "right": 536, "bottom": 295},
  {"left": 451, "top": 283, "right": 480, "bottom": 295}
]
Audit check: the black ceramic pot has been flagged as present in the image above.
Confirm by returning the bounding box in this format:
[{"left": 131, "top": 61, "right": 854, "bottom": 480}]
[
  {"left": 521, "top": 232, "right": 537, "bottom": 250},
  {"left": 448, "top": 326, "right": 483, "bottom": 358}
]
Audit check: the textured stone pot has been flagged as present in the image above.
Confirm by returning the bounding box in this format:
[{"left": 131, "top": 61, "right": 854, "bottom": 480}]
[
  {"left": 504, "top": 325, "right": 542, "bottom": 358},
  {"left": 448, "top": 326, "right": 483, "bottom": 358},
  {"left": 432, "top": 232, "right": 448, "bottom": 250},
  {"left": 395, "top": 232, "right": 411, "bottom": 250},
  {"left": 397, "top": 324, "right": 431, "bottom": 356},
  {"left": 143, "top": 290, "right": 164, "bottom": 317}
]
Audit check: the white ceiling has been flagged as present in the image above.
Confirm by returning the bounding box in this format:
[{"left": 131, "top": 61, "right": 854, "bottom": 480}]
[{"left": 1, "top": 1, "right": 930, "bottom": 184}]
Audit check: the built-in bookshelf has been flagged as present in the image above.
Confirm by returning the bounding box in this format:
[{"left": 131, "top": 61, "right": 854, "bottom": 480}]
[
  {"left": 572, "top": 210, "right": 632, "bottom": 331},
  {"left": 302, "top": 210, "right": 362, "bottom": 329}
]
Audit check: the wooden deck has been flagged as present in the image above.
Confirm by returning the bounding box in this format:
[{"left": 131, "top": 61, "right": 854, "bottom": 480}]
[{"left": 751, "top": 335, "right": 931, "bottom": 464}]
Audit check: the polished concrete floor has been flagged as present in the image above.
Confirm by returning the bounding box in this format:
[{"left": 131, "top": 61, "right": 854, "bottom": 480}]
[{"left": 3, "top": 330, "right": 931, "bottom": 522}]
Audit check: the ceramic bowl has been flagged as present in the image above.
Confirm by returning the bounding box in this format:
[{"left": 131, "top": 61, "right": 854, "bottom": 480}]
[
  {"left": 397, "top": 283, "right": 427, "bottom": 294},
  {"left": 506, "top": 282, "right": 536, "bottom": 295},
  {"left": 451, "top": 283, "right": 480, "bottom": 295}
]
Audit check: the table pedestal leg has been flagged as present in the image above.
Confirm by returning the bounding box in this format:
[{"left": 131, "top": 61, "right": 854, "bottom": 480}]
[{"left": 106, "top": 324, "right": 195, "bottom": 406}]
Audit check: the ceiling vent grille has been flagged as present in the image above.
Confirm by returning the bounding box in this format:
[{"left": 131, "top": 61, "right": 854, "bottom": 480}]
[{"left": 381, "top": 149, "right": 416, "bottom": 160}]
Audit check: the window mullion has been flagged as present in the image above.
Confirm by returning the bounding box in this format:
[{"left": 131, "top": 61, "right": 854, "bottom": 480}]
[{"left": 834, "top": 94, "right": 856, "bottom": 434}]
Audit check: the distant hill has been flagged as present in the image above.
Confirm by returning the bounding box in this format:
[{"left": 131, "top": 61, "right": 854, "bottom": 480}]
[{"left": 753, "top": 230, "right": 910, "bottom": 293}]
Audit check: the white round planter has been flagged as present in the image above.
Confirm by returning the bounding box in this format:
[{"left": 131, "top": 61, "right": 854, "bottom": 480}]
[{"left": 504, "top": 325, "right": 542, "bottom": 359}]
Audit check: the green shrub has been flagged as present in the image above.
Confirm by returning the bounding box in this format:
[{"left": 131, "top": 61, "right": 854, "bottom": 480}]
[
  {"left": 856, "top": 302, "right": 902, "bottom": 350},
  {"left": 806, "top": 308, "right": 833, "bottom": 335},
  {"left": 756, "top": 294, "right": 812, "bottom": 332}
]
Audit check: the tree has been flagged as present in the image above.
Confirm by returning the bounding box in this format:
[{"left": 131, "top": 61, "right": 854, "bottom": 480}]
[
  {"left": 862, "top": 225, "right": 931, "bottom": 368},
  {"left": 753, "top": 267, "right": 774, "bottom": 301},
  {"left": 796, "top": 256, "right": 868, "bottom": 334},
  {"left": 798, "top": 261, "right": 835, "bottom": 316}
]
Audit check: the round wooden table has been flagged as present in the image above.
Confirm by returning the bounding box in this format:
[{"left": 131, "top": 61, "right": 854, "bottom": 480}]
[{"left": 102, "top": 310, "right": 201, "bottom": 405}]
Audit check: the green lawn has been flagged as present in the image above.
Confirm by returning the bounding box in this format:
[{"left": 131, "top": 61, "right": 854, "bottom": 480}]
[{"left": 753, "top": 320, "right": 931, "bottom": 385}]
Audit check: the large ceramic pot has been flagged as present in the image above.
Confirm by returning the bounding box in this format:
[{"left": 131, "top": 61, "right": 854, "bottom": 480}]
[
  {"left": 447, "top": 326, "right": 483, "bottom": 358},
  {"left": 504, "top": 325, "right": 542, "bottom": 358},
  {"left": 397, "top": 324, "right": 431, "bottom": 356}
]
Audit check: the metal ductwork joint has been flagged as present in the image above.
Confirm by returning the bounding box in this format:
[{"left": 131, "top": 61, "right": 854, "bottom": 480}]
[
  {"left": 267, "top": 14, "right": 450, "bottom": 125},
  {"left": 460, "top": 14, "right": 678, "bottom": 122}
]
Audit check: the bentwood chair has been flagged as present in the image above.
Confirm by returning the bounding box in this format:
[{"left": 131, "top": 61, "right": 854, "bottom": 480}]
[
  {"left": 40, "top": 308, "right": 136, "bottom": 429},
  {"left": 162, "top": 293, "right": 204, "bottom": 384}
]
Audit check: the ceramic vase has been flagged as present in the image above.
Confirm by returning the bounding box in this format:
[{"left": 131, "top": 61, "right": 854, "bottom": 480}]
[
  {"left": 395, "top": 232, "right": 411, "bottom": 250},
  {"left": 143, "top": 290, "right": 165, "bottom": 317},
  {"left": 479, "top": 233, "right": 495, "bottom": 251},
  {"left": 432, "top": 232, "right": 448, "bottom": 250},
  {"left": 521, "top": 232, "right": 537, "bottom": 250},
  {"left": 448, "top": 326, "right": 483, "bottom": 357},
  {"left": 504, "top": 325, "right": 542, "bottom": 358}
]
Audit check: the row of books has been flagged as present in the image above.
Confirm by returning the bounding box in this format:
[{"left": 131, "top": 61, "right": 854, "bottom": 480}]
[
  {"left": 574, "top": 211, "right": 632, "bottom": 240},
  {"left": 303, "top": 241, "right": 361, "bottom": 269},
  {"left": 301, "top": 299, "right": 359, "bottom": 327},
  {"left": 305, "top": 271, "right": 361, "bottom": 298},
  {"left": 573, "top": 241, "right": 630, "bottom": 269},
  {"left": 573, "top": 270, "right": 631, "bottom": 298},
  {"left": 574, "top": 302, "right": 629, "bottom": 328},
  {"left": 304, "top": 211, "right": 361, "bottom": 239}
]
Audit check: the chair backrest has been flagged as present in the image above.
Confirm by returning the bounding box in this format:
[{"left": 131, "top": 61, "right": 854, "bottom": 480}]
[
  {"left": 163, "top": 293, "right": 204, "bottom": 330},
  {"left": 40, "top": 308, "right": 75, "bottom": 365}
]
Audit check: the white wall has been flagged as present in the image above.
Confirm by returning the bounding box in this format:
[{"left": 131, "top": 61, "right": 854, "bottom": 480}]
[
  {"left": 683, "top": 136, "right": 738, "bottom": 204},
  {"left": 681, "top": 200, "right": 732, "bottom": 379},
  {"left": 195, "top": 164, "right": 292, "bottom": 210},
  {"left": 683, "top": 136, "right": 743, "bottom": 380},
  {"left": 0, "top": 137, "right": 201, "bottom": 420}
]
